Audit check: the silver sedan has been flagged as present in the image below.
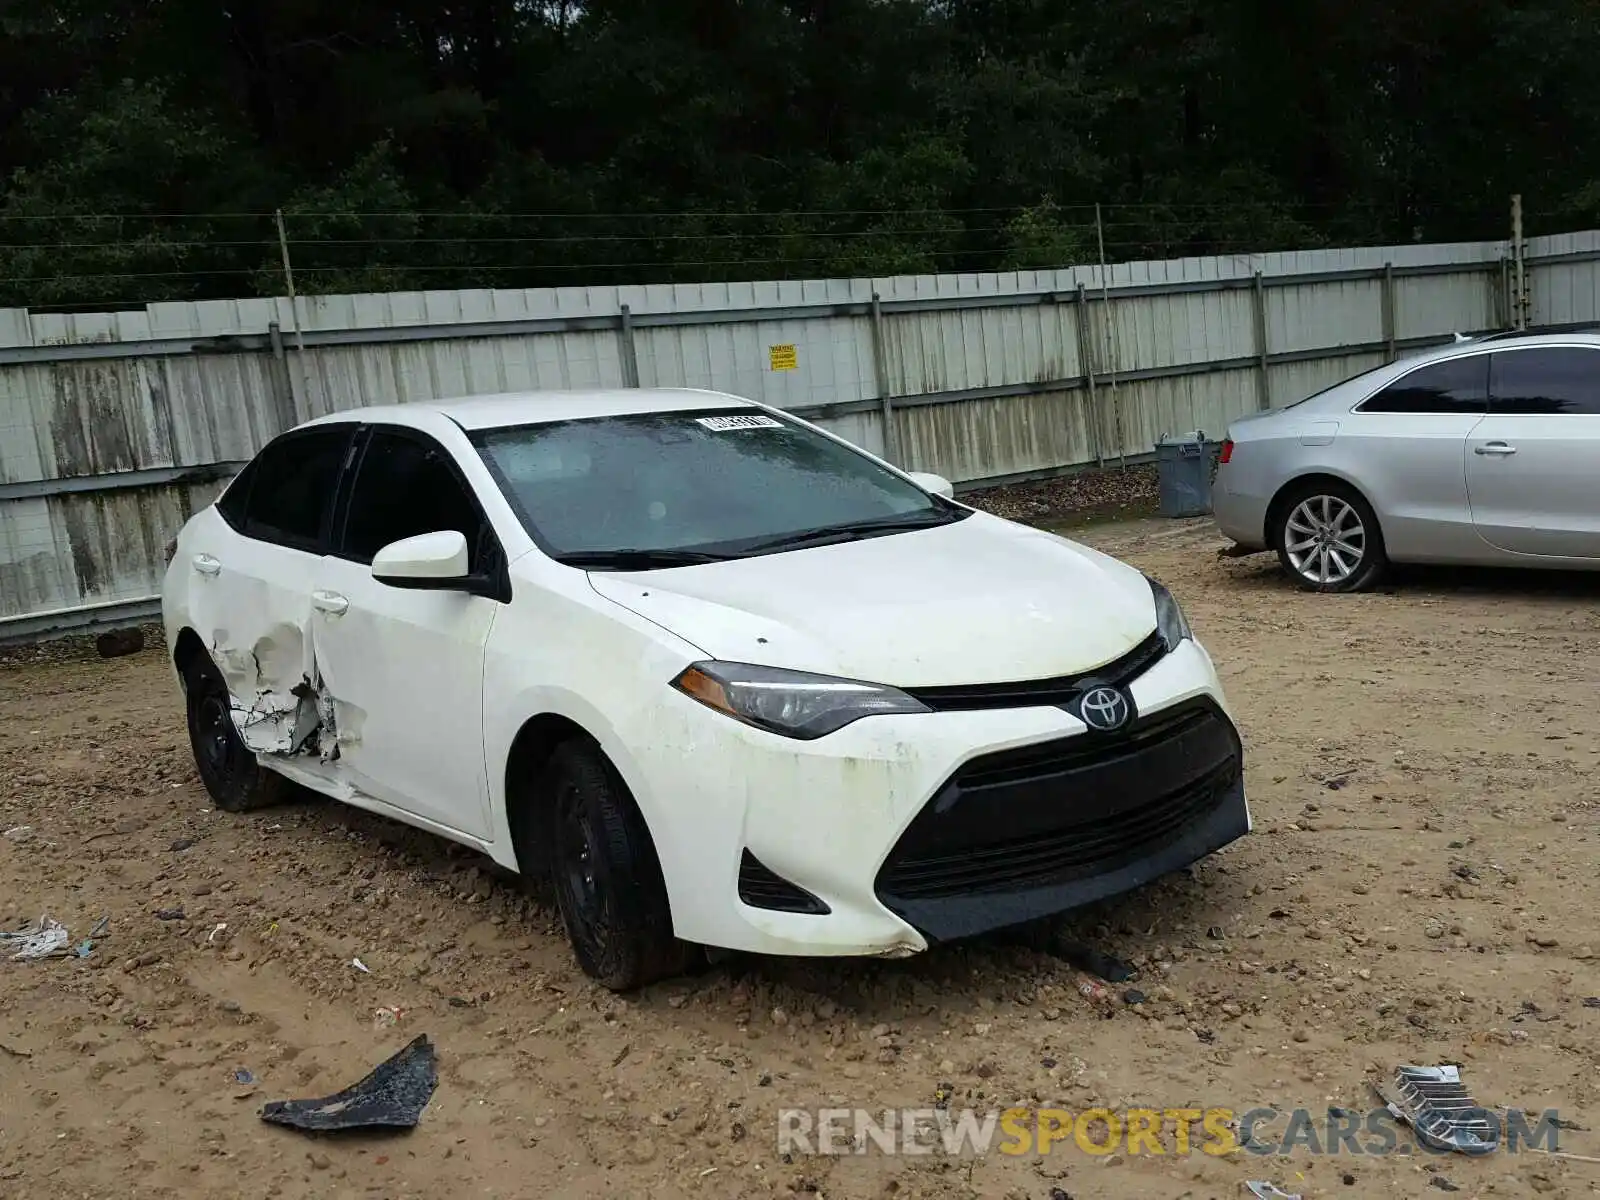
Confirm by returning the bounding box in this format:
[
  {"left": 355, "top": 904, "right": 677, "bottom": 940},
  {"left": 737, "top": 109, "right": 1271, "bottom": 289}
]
[{"left": 1213, "top": 331, "right": 1600, "bottom": 591}]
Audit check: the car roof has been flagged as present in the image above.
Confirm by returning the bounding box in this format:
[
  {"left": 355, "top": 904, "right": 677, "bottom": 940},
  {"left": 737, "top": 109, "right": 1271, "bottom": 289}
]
[
  {"left": 301, "top": 387, "right": 757, "bottom": 433},
  {"left": 1405, "top": 328, "right": 1600, "bottom": 366}
]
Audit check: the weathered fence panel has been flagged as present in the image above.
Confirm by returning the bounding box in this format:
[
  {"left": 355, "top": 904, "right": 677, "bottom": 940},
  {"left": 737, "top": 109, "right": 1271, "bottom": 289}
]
[{"left": 4, "top": 228, "right": 1597, "bottom": 640}]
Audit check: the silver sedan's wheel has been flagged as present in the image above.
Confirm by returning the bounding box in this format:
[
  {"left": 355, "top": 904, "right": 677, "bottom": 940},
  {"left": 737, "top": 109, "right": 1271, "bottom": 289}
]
[
  {"left": 1273, "top": 482, "right": 1386, "bottom": 593},
  {"left": 1284, "top": 495, "right": 1365, "bottom": 585}
]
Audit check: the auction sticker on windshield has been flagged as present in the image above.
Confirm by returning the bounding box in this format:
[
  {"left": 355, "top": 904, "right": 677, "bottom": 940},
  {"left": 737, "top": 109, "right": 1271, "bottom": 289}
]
[{"left": 696, "top": 414, "right": 785, "bottom": 431}]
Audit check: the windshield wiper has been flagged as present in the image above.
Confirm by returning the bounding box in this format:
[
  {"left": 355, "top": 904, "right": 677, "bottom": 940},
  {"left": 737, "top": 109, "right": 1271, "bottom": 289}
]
[
  {"left": 555, "top": 548, "right": 732, "bottom": 570},
  {"left": 730, "top": 509, "right": 961, "bottom": 556}
]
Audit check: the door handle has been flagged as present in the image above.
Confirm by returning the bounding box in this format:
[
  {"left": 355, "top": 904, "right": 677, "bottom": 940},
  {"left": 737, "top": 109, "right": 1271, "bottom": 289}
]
[
  {"left": 192, "top": 554, "right": 221, "bottom": 576},
  {"left": 311, "top": 590, "right": 349, "bottom": 616},
  {"left": 1474, "top": 442, "right": 1517, "bottom": 456}
]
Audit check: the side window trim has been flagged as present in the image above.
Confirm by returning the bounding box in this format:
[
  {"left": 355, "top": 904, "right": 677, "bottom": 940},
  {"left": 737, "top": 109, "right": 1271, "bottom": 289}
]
[
  {"left": 236, "top": 425, "right": 357, "bottom": 554},
  {"left": 1350, "top": 351, "right": 1490, "bottom": 415}
]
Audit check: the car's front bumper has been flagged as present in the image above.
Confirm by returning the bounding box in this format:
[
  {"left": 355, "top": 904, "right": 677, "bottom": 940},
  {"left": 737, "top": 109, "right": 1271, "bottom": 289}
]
[{"left": 629, "top": 638, "right": 1248, "bottom": 958}]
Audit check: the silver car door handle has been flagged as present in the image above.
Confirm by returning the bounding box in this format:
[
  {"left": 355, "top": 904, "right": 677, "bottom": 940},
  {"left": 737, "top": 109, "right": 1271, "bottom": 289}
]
[
  {"left": 192, "top": 554, "right": 221, "bottom": 575},
  {"left": 1474, "top": 442, "right": 1517, "bottom": 456},
  {"left": 311, "top": 590, "right": 349, "bottom": 616}
]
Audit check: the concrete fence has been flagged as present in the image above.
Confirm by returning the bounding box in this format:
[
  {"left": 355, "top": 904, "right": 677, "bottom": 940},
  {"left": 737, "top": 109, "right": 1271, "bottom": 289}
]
[{"left": 6, "top": 227, "right": 1600, "bottom": 642}]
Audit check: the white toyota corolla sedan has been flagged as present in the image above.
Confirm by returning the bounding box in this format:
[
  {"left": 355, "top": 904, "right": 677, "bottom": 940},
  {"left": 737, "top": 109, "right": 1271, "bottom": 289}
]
[{"left": 162, "top": 388, "right": 1248, "bottom": 989}]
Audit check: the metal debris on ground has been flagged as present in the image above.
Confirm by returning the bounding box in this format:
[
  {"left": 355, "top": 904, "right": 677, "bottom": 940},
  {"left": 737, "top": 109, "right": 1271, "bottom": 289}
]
[
  {"left": 1375, "top": 1064, "right": 1500, "bottom": 1156},
  {"left": 1245, "top": 1184, "right": 1301, "bottom": 1200},
  {"left": 259, "top": 1034, "right": 438, "bottom": 1132},
  {"left": 1, "top": 916, "right": 71, "bottom": 961}
]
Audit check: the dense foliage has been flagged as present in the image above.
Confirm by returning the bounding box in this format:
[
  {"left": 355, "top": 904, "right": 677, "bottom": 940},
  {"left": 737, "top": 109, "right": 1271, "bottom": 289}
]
[{"left": 2, "top": 0, "right": 1596, "bottom": 306}]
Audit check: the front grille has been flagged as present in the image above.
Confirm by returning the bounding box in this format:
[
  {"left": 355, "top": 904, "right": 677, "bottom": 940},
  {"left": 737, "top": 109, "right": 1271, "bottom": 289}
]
[
  {"left": 879, "top": 759, "right": 1238, "bottom": 899},
  {"left": 737, "top": 850, "right": 830, "bottom": 914},
  {"left": 876, "top": 699, "right": 1240, "bottom": 905},
  {"left": 902, "top": 631, "right": 1166, "bottom": 712}
]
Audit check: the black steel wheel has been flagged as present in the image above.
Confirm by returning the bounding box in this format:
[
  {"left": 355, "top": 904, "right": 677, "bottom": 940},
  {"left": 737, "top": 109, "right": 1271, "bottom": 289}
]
[
  {"left": 182, "top": 653, "right": 292, "bottom": 813},
  {"left": 540, "top": 740, "right": 687, "bottom": 991}
]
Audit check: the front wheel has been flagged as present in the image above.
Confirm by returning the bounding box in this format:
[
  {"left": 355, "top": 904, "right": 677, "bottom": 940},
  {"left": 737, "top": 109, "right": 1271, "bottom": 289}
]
[
  {"left": 1273, "top": 482, "right": 1387, "bottom": 593},
  {"left": 540, "top": 740, "right": 689, "bottom": 991}
]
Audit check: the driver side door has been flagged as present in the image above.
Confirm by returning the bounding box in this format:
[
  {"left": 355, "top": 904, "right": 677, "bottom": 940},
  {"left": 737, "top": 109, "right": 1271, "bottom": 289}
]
[{"left": 309, "top": 424, "right": 506, "bottom": 838}]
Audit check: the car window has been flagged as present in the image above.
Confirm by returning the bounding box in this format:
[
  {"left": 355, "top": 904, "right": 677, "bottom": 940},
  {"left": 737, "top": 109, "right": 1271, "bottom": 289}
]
[
  {"left": 1489, "top": 347, "right": 1600, "bottom": 415},
  {"left": 215, "top": 460, "right": 258, "bottom": 531},
  {"left": 1359, "top": 356, "right": 1488, "bottom": 414},
  {"left": 240, "top": 428, "right": 352, "bottom": 550},
  {"left": 474, "top": 409, "right": 956, "bottom": 560},
  {"left": 340, "top": 429, "right": 490, "bottom": 571}
]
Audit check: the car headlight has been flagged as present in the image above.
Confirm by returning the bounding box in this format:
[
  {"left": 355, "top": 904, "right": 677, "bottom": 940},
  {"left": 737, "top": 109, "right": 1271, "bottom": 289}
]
[
  {"left": 671, "top": 661, "right": 930, "bottom": 740},
  {"left": 1148, "top": 576, "right": 1192, "bottom": 652}
]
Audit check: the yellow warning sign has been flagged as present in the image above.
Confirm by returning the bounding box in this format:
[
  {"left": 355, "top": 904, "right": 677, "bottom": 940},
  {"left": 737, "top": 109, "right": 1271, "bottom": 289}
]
[{"left": 769, "top": 343, "right": 798, "bottom": 371}]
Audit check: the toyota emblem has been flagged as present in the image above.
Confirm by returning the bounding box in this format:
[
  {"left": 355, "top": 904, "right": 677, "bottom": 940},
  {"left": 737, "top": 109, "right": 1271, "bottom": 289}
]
[{"left": 1078, "top": 685, "right": 1132, "bottom": 732}]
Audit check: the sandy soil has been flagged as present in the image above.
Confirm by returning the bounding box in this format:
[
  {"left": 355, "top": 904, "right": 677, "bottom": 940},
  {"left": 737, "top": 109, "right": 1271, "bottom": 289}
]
[{"left": 2, "top": 516, "right": 1599, "bottom": 1200}]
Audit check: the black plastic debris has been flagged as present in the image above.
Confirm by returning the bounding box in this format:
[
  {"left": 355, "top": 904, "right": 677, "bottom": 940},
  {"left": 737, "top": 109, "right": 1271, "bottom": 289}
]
[
  {"left": 1053, "top": 941, "right": 1136, "bottom": 983},
  {"left": 260, "top": 1035, "right": 437, "bottom": 1133}
]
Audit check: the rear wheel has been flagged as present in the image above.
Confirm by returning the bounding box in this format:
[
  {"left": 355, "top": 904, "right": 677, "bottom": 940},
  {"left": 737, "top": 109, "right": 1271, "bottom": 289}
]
[
  {"left": 182, "top": 653, "right": 294, "bottom": 813},
  {"left": 539, "top": 740, "right": 688, "bottom": 991},
  {"left": 1273, "top": 480, "right": 1387, "bottom": 593}
]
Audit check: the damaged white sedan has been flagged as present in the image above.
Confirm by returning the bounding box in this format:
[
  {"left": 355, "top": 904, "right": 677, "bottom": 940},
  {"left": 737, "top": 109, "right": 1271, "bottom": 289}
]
[{"left": 163, "top": 388, "right": 1249, "bottom": 990}]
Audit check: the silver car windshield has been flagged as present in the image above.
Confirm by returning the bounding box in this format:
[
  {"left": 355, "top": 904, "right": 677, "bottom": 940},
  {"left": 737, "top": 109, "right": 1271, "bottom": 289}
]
[{"left": 473, "top": 410, "right": 964, "bottom": 567}]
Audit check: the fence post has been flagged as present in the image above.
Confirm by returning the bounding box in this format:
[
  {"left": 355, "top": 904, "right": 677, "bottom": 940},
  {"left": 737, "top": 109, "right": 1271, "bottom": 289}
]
[
  {"left": 274, "top": 208, "right": 312, "bottom": 421},
  {"left": 618, "top": 304, "right": 640, "bottom": 387},
  {"left": 1251, "top": 270, "right": 1271, "bottom": 411},
  {"left": 869, "top": 292, "right": 899, "bottom": 465},
  {"left": 266, "top": 320, "right": 297, "bottom": 433},
  {"left": 1511, "top": 193, "right": 1528, "bottom": 330},
  {"left": 1074, "top": 282, "right": 1103, "bottom": 468},
  {"left": 1381, "top": 262, "right": 1396, "bottom": 362}
]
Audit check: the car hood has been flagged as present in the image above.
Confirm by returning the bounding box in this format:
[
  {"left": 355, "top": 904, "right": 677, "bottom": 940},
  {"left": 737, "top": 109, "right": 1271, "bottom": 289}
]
[{"left": 584, "top": 511, "right": 1159, "bottom": 687}]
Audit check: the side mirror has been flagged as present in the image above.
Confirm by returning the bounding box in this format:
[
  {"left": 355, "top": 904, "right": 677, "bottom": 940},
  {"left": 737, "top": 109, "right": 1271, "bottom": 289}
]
[
  {"left": 372, "top": 530, "right": 488, "bottom": 595},
  {"left": 905, "top": 470, "right": 955, "bottom": 500}
]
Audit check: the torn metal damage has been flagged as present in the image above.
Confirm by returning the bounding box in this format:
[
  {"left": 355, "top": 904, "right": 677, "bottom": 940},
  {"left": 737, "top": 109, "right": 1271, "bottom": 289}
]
[{"left": 208, "top": 621, "right": 353, "bottom": 764}]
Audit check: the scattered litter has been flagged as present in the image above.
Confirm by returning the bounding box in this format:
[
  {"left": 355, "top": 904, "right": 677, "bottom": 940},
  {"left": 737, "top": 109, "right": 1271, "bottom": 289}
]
[
  {"left": 1375, "top": 1064, "right": 1499, "bottom": 1156},
  {"left": 0, "top": 1041, "right": 31, "bottom": 1058},
  {"left": 1075, "top": 973, "right": 1113, "bottom": 1003},
  {"left": 170, "top": 838, "right": 196, "bottom": 852},
  {"left": 373, "top": 1006, "right": 403, "bottom": 1030},
  {"left": 208, "top": 923, "right": 228, "bottom": 944},
  {"left": 1245, "top": 1185, "right": 1301, "bottom": 1200},
  {"left": 260, "top": 1034, "right": 438, "bottom": 1132},
  {"left": 154, "top": 907, "right": 186, "bottom": 922},
  {"left": 1122, "top": 988, "right": 1148, "bottom": 1005},
  {"left": 1, "top": 916, "right": 70, "bottom": 961},
  {"left": 351, "top": 958, "right": 371, "bottom": 974},
  {"left": 3, "top": 826, "right": 33, "bottom": 841},
  {"left": 1583, "top": 997, "right": 1600, "bottom": 1009},
  {"left": 74, "top": 940, "right": 94, "bottom": 958},
  {"left": 89, "top": 917, "right": 110, "bottom": 938},
  {"left": 1430, "top": 1177, "right": 1461, "bottom": 1192},
  {"left": 234, "top": 1068, "right": 255, "bottom": 1085}
]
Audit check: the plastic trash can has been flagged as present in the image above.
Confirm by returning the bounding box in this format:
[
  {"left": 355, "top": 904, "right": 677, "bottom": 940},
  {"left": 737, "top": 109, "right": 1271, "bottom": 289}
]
[{"left": 1154, "top": 430, "right": 1222, "bottom": 518}]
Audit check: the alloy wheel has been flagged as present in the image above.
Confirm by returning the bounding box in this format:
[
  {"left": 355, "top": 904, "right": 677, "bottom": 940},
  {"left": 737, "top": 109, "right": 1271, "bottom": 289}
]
[{"left": 1283, "top": 494, "right": 1366, "bottom": 586}]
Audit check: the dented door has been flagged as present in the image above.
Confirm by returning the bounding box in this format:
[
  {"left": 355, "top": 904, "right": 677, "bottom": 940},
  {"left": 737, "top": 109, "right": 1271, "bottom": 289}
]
[
  {"left": 184, "top": 510, "right": 331, "bottom": 759},
  {"left": 307, "top": 557, "right": 497, "bottom": 837}
]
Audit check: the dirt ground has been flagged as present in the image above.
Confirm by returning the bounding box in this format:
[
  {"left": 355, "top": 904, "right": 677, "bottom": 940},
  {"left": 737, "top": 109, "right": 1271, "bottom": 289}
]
[{"left": 3, "top": 513, "right": 1599, "bottom": 1200}]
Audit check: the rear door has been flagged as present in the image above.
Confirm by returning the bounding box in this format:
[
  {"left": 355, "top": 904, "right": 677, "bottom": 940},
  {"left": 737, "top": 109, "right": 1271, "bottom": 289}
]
[
  {"left": 308, "top": 424, "right": 503, "bottom": 838},
  {"left": 1467, "top": 346, "right": 1600, "bottom": 559},
  {"left": 183, "top": 425, "right": 356, "bottom": 755},
  {"left": 1341, "top": 354, "right": 1488, "bottom": 554}
]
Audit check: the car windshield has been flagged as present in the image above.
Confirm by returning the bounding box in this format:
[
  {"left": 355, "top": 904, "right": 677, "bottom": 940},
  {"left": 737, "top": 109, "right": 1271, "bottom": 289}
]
[{"left": 473, "top": 408, "right": 965, "bottom": 567}]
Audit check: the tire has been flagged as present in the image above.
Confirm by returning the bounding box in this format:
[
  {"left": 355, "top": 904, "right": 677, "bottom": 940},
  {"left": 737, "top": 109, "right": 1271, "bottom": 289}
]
[
  {"left": 1273, "top": 480, "right": 1387, "bottom": 593},
  {"left": 182, "top": 652, "right": 294, "bottom": 813},
  {"left": 539, "top": 739, "right": 687, "bottom": 991}
]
